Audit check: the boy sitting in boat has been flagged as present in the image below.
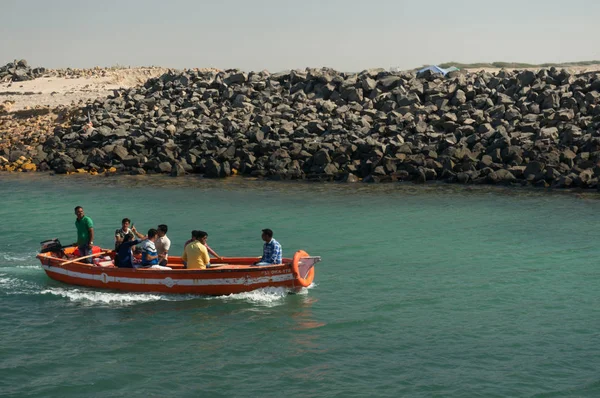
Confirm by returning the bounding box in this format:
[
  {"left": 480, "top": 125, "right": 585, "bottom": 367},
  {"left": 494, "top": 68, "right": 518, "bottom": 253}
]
[
  {"left": 115, "top": 234, "right": 141, "bottom": 268},
  {"left": 183, "top": 230, "right": 221, "bottom": 263},
  {"left": 182, "top": 230, "right": 210, "bottom": 269}
]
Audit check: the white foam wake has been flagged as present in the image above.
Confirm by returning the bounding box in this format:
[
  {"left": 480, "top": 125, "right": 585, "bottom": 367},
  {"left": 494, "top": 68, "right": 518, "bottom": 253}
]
[
  {"left": 40, "top": 285, "right": 315, "bottom": 307},
  {"left": 1, "top": 253, "right": 35, "bottom": 262},
  {"left": 0, "top": 274, "right": 40, "bottom": 294},
  {"left": 218, "top": 286, "right": 298, "bottom": 306},
  {"left": 40, "top": 287, "right": 164, "bottom": 306}
]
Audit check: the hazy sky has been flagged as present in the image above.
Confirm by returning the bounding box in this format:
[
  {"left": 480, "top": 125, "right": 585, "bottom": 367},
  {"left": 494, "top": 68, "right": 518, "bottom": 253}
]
[{"left": 1, "top": 0, "right": 599, "bottom": 72}]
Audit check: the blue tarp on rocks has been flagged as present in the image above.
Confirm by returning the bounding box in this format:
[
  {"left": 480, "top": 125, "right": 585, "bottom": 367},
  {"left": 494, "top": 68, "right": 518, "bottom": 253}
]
[{"left": 417, "top": 65, "right": 459, "bottom": 76}]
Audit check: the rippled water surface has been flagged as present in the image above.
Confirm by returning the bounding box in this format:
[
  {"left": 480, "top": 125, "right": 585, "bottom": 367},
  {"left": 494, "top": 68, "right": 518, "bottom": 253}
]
[{"left": 2, "top": 173, "right": 600, "bottom": 397}]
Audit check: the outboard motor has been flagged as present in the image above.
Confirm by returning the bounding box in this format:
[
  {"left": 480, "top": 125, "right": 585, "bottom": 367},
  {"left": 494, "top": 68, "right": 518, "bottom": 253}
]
[{"left": 40, "top": 239, "right": 64, "bottom": 254}]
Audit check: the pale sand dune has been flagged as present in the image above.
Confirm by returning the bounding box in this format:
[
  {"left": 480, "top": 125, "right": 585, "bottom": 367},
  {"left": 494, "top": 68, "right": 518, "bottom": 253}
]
[{"left": 0, "top": 68, "right": 170, "bottom": 112}]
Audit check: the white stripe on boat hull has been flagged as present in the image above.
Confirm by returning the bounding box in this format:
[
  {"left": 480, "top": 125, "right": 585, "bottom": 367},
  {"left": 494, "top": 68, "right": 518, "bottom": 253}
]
[{"left": 42, "top": 265, "right": 295, "bottom": 287}]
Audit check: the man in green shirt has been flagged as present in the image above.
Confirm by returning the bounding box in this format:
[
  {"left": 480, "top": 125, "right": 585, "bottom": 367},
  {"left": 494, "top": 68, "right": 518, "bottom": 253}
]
[{"left": 74, "top": 206, "right": 95, "bottom": 263}]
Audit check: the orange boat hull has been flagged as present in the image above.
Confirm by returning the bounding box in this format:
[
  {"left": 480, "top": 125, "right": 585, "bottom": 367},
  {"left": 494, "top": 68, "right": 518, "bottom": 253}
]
[{"left": 36, "top": 247, "right": 319, "bottom": 296}]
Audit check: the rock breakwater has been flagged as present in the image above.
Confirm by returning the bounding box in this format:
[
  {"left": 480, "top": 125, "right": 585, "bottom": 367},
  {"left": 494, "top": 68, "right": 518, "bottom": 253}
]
[
  {"left": 0, "top": 60, "right": 169, "bottom": 83},
  {"left": 0, "top": 60, "right": 46, "bottom": 82},
  {"left": 4, "top": 66, "right": 600, "bottom": 188}
]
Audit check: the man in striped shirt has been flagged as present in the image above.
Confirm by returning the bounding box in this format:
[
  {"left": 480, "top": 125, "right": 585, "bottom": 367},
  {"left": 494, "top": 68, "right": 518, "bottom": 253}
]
[
  {"left": 253, "top": 228, "right": 282, "bottom": 265},
  {"left": 140, "top": 228, "right": 159, "bottom": 267},
  {"left": 138, "top": 228, "right": 171, "bottom": 270}
]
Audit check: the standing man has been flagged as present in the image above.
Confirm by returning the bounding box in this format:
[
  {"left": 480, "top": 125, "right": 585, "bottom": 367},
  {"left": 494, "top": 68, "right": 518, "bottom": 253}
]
[
  {"left": 155, "top": 224, "right": 171, "bottom": 266},
  {"left": 74, "top": 206, "right": 94, "bottom": 263},
  {"left": 182, "top": 230, "right": 210, "bottom": 269},
  {"left": 253, "top": 228, "right": 282, "bottom": 266}
]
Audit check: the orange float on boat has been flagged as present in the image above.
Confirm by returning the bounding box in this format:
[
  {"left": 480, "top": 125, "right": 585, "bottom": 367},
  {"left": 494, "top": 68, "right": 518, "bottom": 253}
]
[{"left": 36, "top": 240, "right": 321, "bottom": 296}]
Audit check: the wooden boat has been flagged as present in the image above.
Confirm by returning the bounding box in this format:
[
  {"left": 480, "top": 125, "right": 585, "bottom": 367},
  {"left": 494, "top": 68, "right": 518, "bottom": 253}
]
[{"left": 36, "top": 240, "right": 321, "bottom": 296}]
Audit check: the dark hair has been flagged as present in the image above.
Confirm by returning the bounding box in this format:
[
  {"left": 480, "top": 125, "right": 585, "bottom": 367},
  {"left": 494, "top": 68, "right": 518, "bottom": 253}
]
[
  {"left": 191, "top": 230, "right": 198, "bottom": 237},
  {"left": 122, "top": 218, "right": 131, "bottom": 224},
  {"left": 262, "top": 228, "right": 273, "bottom": 238},
  {"left": 123, "top": 234, "right": 133, "bottom": 243},
  {"left": 158, "top": 224, "right": 168, "bottom": 233},
  {"left": 193, "top": 230, "right": 207, "bottom": 239},
  {"left": 148, "top": 228, "right": 158, "bottom": 239},
  {"left": 74, "top": 206, "right": 83, "bottom": 212}
]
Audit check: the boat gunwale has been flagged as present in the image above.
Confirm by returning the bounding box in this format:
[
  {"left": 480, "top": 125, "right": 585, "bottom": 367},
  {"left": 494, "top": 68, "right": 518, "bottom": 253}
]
[{"left": 36, "top": 253, "right": 294, "bottom": 275}]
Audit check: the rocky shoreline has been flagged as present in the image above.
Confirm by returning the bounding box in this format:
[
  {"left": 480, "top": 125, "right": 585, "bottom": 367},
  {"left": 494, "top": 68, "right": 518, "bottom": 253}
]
[
  {"left": 0, "top": 59, "right": 166, "bottom": 83},
  {"left": 2, "top": 63, "right": 600, "bottom": 189}
]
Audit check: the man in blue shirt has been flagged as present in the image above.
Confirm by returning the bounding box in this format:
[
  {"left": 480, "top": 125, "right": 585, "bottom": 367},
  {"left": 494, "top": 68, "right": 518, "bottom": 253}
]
[
  {"left": 140, "top": 228, "right": 159, "bottom": 267},
  {"left": 116, "top": 234, "right": 141, "bottom": 268},
  {"left": 253, "top": 228, "right": 282, "bottom": 265}
]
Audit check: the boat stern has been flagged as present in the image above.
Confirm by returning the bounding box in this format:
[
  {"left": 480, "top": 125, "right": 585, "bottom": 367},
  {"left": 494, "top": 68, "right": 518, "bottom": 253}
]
[{"left": 291, "top": 250, "right": 321, "bottom": 288}]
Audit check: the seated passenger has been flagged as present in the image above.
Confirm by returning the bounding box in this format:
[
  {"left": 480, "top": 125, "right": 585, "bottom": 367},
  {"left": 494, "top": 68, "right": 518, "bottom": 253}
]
[
  {"left": 114, "top": 218, "right": 134, "bottom": 251},
  {"left": 253, "top": 228, "right": 282, "bottom": 266},
  {"left": 155, "top": 224, "right": 171, "bottom": 266},
  {"left": 132, "top": 246, "right": 142, "bottom": 265},
  {"left": 116, "top": 234, "right": 141, "bottom": 268},
  {"left": 184, "top": 230, "right": 221, "bottom": 261},
  {"left": 182, "top": 230, "right": 210, "bottom": 269},
  {"left": 139, "top": 228, "right": 171, "bottom": 270}
]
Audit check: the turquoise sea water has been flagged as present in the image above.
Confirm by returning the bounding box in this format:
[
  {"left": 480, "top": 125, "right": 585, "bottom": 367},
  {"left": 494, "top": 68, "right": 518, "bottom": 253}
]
[{"left": 1, "top": 173, "right": 600, "bottom": 397}]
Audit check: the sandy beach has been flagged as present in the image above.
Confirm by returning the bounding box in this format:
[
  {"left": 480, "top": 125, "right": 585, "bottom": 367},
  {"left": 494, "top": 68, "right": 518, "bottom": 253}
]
[{"left": 0, "top": 67, "right": 169, "bottom": 112}]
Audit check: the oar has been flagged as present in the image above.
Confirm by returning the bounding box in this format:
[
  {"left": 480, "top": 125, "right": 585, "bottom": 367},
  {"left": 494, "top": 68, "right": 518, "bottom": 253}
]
[{"left": 60, "top": 251, "right": 109, "bottom": 266}]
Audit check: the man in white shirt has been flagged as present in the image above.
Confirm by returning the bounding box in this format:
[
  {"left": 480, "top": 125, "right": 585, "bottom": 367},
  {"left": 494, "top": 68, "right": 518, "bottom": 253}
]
[{"left": 155, "top": 224, "right": 171, "bottom": 266}]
